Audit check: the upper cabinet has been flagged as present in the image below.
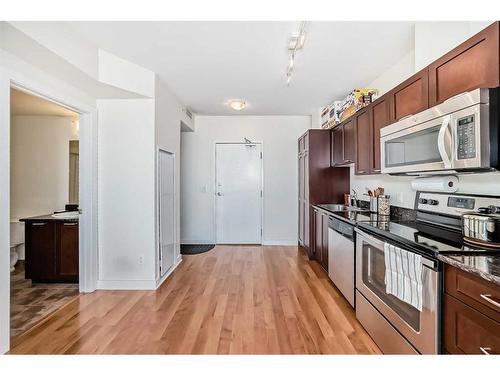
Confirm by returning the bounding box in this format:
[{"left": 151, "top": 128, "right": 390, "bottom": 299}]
[
  {"left": 370, "top": 96, "right": 390, "bottom": 173},
  {"left": 429, "top": 22, "right": 500, "bottom": 106},
  {"left": 388, "top": 69, "right": 429, "bottom": 122},
  {"left": 331, "top": 118, "right": 355, "bottom": 166},
  {"left": 354, "top": 108, "right": 371, "bottom": 175}
]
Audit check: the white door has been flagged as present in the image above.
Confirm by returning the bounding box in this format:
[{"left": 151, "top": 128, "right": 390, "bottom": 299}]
[
  {"left": 215, "top": 143, "right": 262, "bottom": 244},
  {"left": 158, "top": 149, "right": 175, "bottom": 277}
]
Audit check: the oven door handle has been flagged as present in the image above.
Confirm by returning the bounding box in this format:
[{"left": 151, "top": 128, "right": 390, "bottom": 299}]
[
  {"left": 437, "top": 115, "right": 453, "bottom": 169},
  {"left": 355, "top": 228, "right": 437, "bottom": 269}
]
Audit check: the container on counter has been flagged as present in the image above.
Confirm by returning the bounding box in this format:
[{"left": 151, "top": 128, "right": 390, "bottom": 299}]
[{"left": 377, "top": 195, "right": 390, "bottom": 216}]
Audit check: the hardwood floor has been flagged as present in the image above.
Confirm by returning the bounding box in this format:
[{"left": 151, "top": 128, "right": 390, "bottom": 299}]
[{"left": 9, "top": 245, "right": 381, "bottom": 354}]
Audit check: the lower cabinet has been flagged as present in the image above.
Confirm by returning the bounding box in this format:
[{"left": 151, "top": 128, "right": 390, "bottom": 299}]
[
  {"left": 443, "top": 264, "right": 500, "bottom": 354},
  {"left": 312, "top": 208, "right": 329, "bottom": 272},
  {"left": 25, "top": 220, "right": 79, "bottom": 283}
]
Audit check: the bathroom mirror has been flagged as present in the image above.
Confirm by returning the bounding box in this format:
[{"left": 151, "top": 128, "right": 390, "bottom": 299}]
[{"left": 69, "top": 140, "right": 79, "bottom": 204}]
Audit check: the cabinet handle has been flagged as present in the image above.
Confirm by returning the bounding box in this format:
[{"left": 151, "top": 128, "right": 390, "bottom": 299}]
[
  {"left": 344, "top": 159, "right": 353, "bottom": 163},
  {"left": 372, "top": 169, "right": 381, "bottom": 172},
  {"left": 479, "top": 347, "right": 492, "bottom": 355},
  {"left": 63, "top": 222, "right": 78, "bottom": 226},
  {"left": 357, "top": 170, "right": 368, "bottom": 174},
  {"left": 480, "top": 294, "right": 500, "bottom": 309},
  {"left": 32, "top": 222, "right": 47, "bottom": 226}
]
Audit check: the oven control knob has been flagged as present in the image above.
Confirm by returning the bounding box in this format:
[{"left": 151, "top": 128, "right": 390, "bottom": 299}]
[
  {"left": 429, "top": 199, "right": 439, "bottom": 206},
  {"left": 419, "top": 198, "right": 428, "bottom": 204}
]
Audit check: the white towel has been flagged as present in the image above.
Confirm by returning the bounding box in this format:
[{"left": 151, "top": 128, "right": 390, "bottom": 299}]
[{"left": 384, "top": 243, "right": 423, "bottom": 311}]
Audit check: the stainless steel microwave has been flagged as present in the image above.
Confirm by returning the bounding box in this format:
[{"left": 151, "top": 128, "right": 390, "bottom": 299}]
[{"left": 381, "top": 88, "right": 499, "bottom": 175}]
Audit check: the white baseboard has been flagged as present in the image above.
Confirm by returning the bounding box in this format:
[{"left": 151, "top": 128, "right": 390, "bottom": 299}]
[
  {"left": 180, "top": 239, "right": 215, "bottom": 244},
  {"left": 97, "top": 279, "right": 157, "bottom": 290},
  {"left": 155, "top": 256, "right": 182, "bottom": 289},
  {"left": 262, "top": 240, "right": 298, "bottom": 246}
]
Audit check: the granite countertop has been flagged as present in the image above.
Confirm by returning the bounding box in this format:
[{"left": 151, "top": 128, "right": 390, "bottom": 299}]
[
  {"left": 438, "top": 254, "right": 500, "bottom": 286},
  {"left": 20, "top": 213, "right": 79, "bottom": 222}
]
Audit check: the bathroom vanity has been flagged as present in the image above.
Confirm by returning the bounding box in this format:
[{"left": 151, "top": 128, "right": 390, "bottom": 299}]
[{"left": 21, "top": 215, "right": 79, "bottom": 283}]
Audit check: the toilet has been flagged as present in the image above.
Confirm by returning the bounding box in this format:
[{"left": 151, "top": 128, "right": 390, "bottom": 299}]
[{"left": 10, "top": 220, "right": 25, "bottom": 272}]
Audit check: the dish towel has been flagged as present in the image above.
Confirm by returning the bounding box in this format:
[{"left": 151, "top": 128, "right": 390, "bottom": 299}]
[{"left": 384, "top": 243, "right": 423, "bottom": 311}]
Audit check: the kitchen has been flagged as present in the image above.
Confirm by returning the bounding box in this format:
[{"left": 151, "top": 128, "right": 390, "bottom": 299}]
[
  {"left": 300, "top": 21, "right": 500, "bottom": 354},
  {"left": 3, "top": 4, "right": 500, "bottom": 372}
]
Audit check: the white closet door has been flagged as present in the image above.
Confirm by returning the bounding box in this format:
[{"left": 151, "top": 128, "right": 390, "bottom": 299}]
[
  {"left": 215, "top": 143, "right": 262, "bottom": 244},
  {"left": 158, "top": 150, "right": 175, "bottom": 277}
]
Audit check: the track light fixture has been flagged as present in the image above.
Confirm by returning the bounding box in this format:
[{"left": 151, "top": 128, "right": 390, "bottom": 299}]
[{"left": 286, "top": 21, "right": 307, "bottom": 86}]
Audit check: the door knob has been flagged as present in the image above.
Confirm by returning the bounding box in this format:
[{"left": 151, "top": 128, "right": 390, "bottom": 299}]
[{"left": 217, "top": 192, "right": 223, "bottom": 196}]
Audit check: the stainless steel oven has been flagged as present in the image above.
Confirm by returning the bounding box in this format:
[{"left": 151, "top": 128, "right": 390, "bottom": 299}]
[
  {"left": 381, "top": 88, "right": 498, "bottom": 175},
  {"left": 355, "top": 228, "right": 439, "bottom": 354}
]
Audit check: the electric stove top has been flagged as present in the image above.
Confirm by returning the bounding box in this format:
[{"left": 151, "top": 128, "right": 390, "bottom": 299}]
[{"left": 357, "top": 218, "right": 500, "bottom": 257}]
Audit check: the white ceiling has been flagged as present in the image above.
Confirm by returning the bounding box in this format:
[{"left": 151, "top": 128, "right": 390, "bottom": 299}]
[
  {"left": 10, "top": 88, "right": 79, "bottom": 119},
  {"left": 66, "top": 21, "right": 415, "bottom": 115}
]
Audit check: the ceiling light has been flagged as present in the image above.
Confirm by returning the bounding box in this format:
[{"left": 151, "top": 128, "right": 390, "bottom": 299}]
[
  {"left": 286, "top": 21, "right": 307, "bottom": 86},
  {"left": 228, "top": 99, "right": 247, "bottom": 111}
]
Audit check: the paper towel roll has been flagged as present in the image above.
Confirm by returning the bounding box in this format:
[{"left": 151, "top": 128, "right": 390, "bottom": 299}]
[{"left": 411, "top": 176, "right": 459, "bottom": 193}]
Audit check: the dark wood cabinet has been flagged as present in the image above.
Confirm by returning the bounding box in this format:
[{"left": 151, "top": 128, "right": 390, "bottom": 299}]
[
  {"left": 311, "top": 208, "right": 329, "bottom": 271},
  {"left": 429, "top": 22, "right": 500, "bottom": 106},
  {"left": 57, "top": 222, "right": 79, "bottom": 281},
  {"left": 330, "top": 118, "right": 355, "bottom": 166},
  {"left": 343, "top": 119, "right": 356, "bottom": 164},
  {"left": 370, "top": 96, "right": 390, "bottom": 173},
  {"left": 298, "top": 130, "right": 349, "bottom": 259},
  {"left": 354, "top": 108, "right": 371, "bottom": 175},
  {"left": 388, "top": 68, "right": 429, "bottom": 122},
  {"left": 25, "top": 221, "right": 56, "bottom": 281},
  {"left": 443, "top": 264, "right": 500, "bottom": 354},
  {"left": 331, "top": 126, "right": 344, "bottom": 166},
  {"left": 24, "top": 218, "right": 79, "bottom": 283}
]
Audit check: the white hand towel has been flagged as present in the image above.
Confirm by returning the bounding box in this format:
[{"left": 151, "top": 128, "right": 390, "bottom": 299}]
[{"left": 384, "top": 243, "right": 423, "bottom": 311}]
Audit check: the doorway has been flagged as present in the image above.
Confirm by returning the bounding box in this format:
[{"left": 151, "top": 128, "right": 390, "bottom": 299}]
[
  {"left": 215, "top": 143, "right": 263, "bottom": 244},
  {"left": 158, "top": 149, "right": 176, "bottom": 277},
  {"left": 9, "top": 88, "right": 81, "bottom": 338}
]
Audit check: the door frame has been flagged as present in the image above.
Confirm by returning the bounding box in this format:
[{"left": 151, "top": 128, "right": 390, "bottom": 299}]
[
  {"left": 213, "top": 142, "right": 264, "bottom": 245},
  {"left": 0, "top": 70, "right": 98, "bottom": 353},
  {"left": 155, "top": 147, "right": 176, "bottom": 280}
]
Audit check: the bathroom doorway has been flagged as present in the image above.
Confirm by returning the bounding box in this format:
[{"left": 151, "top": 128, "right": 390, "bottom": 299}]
[{"left": 9, "top": 88, "right": 81, "bottom": 338}]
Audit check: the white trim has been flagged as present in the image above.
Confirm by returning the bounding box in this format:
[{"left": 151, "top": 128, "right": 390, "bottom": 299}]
[
  {"left": 155, "top": 257, "right": 182, "bottom": 289},
  {"left": 0, "top": 67, "right": 98, "bottom": 353},
  {"left": 180, "top": 239, "right": 215, "bottom": 245},
  {"left": 214, "top": 142, "right": 264, "bottom": 245},
  {"left": 155, "top": 147, "right": 177, "bottom": 282},
  {"left": 262, "top": 240, "right": 298, "bottom": 246},
  {"left": 97, "top": 279, "right": 157, "bottom": 290}
]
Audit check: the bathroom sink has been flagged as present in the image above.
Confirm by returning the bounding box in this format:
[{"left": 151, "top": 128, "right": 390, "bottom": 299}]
[{"left": 51, "top": 211, "right": 79, "bottom": 219}]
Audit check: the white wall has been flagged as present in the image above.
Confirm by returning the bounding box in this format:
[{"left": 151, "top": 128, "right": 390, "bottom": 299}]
[
  {"left": 10, "top": 115, "right": 78, "bottom": 220},
  {"left": 351, "top": 21, "right": 500, "bottom": 208},
  {"left": 97, "top": 99, "right": 157, "bottom": 289},
  {"left": 180, "top": 115, "right": 310, "bottom": 245}
]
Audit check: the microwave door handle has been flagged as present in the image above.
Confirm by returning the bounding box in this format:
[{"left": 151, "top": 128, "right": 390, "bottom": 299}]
[{"left": 438, "top": 115, "right": 452, "bottom": 169}]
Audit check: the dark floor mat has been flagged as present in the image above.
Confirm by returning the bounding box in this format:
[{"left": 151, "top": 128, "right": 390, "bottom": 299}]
[{"left": 180, "top": 244, "right": 215, "bottom": 255}]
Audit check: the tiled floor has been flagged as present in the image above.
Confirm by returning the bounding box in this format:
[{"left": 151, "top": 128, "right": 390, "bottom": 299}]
[{"left": 10, "top": 261, "right": 79, "bottom": 337}]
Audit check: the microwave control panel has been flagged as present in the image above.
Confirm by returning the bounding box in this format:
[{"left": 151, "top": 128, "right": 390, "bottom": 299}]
[{"left": 456, "top": 115, "right": 476, "bottom": 160}]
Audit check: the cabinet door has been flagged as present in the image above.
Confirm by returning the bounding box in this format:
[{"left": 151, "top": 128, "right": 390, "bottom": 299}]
[
  {"left": 429, "top": 22, "right": 499, "bottom": 106},
  {"left": 57, "top": 222, "right": 79, "bottom": 281},
  {"left": 298, "top": 153, "right": 304, "bottom": 245},
  {"left": 321, "top": 213, "right": 329, "bottom": 271},
  {"left": 343, "top": 119, "right": 356, "bottom": 164},
  {"left": 304, "top": 202, "right": 310, "bottom": 251},
  {"left": 355, "top": 109, "right": 371, "bottom": 175},
  {"left": 25, "top": 221, "right": 56, "bottom": 281},
  {"left": 371, "top": 96, "right": 390, "bottom": 173},
  {"left": 444, "top": 294, "right": 500, "bottom": 355},
  {"left": 314, "top": 209, "right": 322, "bottom": 259},
  {"left": 389, "top": 69, "right": 429, "bottom": 122},
  {"left": 331, "top": 127, "right": 343, "bottom": 166}
]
